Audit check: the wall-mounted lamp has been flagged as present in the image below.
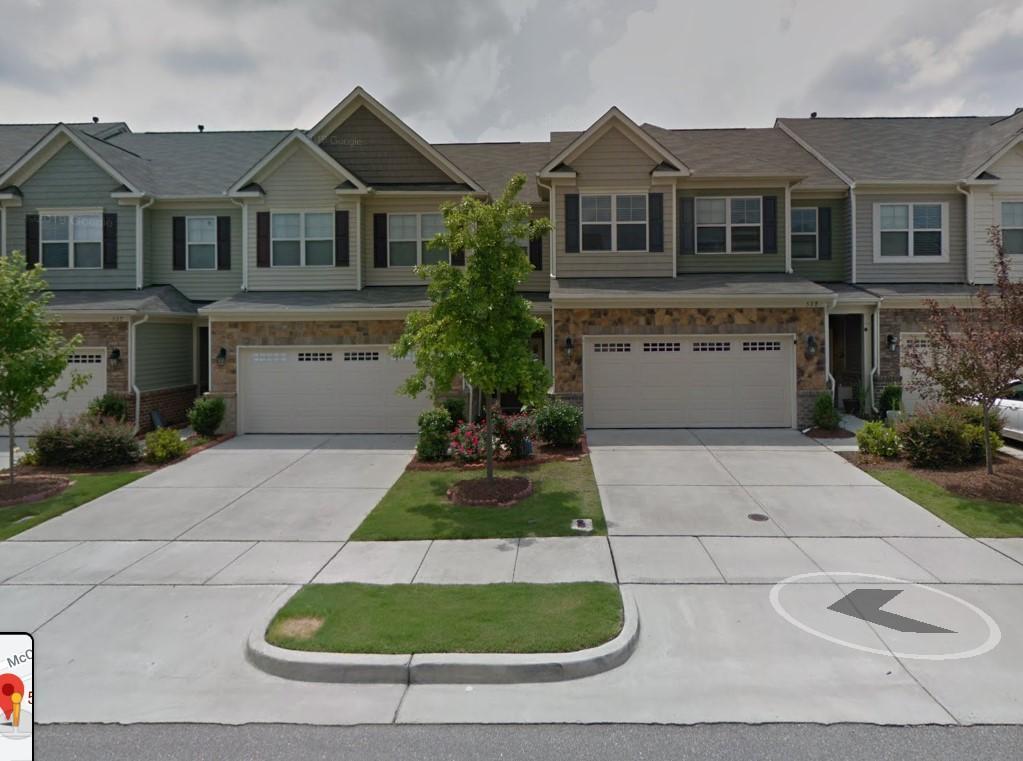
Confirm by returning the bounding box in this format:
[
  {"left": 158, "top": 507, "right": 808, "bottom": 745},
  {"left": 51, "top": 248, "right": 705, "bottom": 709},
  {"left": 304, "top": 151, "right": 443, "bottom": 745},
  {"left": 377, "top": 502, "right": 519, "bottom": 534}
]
[
  {"left": 216, "top": 347, "right": 228, "bottom": 366},
  {"left": 564, "top": 336, "right": 574, "bottom": 357},
  {"left": 886, "top": 334, "right": 898, "bottom": 353},
  {"left": 109, "top": 347, "right": 121, "bottom": 368},
  {"left": 805, "top": 335, "right": 818, "bottom": 357}
]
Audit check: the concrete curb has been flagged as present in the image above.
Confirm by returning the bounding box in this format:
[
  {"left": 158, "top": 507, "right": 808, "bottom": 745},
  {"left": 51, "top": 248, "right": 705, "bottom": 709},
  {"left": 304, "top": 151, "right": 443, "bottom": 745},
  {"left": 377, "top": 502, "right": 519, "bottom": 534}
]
[{"left": 246, "top": 587, "right": 639, "bottom": 685}]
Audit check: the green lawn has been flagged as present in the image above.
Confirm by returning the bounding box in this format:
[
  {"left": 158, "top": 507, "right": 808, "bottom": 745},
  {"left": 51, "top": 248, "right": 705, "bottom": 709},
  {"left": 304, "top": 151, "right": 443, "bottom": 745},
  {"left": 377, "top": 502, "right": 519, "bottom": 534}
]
[
  {"left": 350, "top": 458, "right": 606, "bottom": 541},
  {"left": 0, "top": 472, "right": 146, "bottom": 540},
  {"left": 267, "top": 582, "right": 623, "bottom": 654},
  {"left": 869, "top": 468, "right": 1023, "bottom": 538}
]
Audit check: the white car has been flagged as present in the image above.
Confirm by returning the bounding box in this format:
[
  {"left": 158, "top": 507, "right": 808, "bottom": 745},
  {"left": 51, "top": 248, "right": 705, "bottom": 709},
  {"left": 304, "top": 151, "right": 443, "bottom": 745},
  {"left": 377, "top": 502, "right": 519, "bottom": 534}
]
[{"left": 994, "top": 381, "right": 1023, "bottom": 443}]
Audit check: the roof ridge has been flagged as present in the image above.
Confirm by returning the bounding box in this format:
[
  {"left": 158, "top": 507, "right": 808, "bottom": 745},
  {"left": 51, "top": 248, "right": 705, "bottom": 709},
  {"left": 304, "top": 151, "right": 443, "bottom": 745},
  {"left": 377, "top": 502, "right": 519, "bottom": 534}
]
[
  {"left": 779, "top": 115, "right": 1005, "bottom": 121},
  {"left": 126, "top": 129, "right": 294, "bottom": 136}
]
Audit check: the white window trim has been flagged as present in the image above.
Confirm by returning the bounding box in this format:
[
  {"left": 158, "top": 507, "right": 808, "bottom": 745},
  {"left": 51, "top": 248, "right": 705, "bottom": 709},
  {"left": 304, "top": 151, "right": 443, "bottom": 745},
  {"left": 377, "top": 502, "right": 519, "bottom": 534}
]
[
  {"left": 996, "top": 198, "right": 1023, "bottom": 255},
  {"left": 790, "top": 206, "right": 819, "bottom": 261},
  {"left": 269, "top": 210, "right": 334, "bottom": 268},
  {"left": 579, "top": 193, "right": 649, "bottom": 253},
  {"left": 185, "top": 215, "right": 218, "bottom": 271},
  {"left": 872, "top": 202, "right": 950, "bottom": 263},
  {"left": 694, "top": 196, "right": 763, "bottom": 255},
  {"left": 386, "top": 212, "right": 450, "bottom": 268},
  {"left": 37, "top": 208, "right": 104, "bottom": 270}
]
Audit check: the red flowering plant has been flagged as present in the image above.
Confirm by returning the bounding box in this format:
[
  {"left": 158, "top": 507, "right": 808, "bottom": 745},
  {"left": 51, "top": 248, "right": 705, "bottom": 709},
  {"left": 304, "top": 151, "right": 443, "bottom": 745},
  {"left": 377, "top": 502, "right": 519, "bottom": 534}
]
[
  {"left": 450, "top": 421, "right": 487, "bottom": 464},
  {"left": 494, "top": 409, "right": 536, "bottom": 459}
]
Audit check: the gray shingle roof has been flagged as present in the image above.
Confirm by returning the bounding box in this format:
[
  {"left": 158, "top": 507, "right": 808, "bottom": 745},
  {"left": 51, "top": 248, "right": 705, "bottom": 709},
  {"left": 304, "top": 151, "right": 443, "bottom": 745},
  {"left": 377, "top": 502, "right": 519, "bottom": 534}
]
[
  {"left": 201, "top": 287, "right": 549, "bottom": 313},
  {"left": 47, "top": 285, "right": 197, "bottom": 315},
  {"left": 0, "top": 122, "right": 128, "bottom": 176},
  {"left": 435, "top": 142, "right": 552, "bottom": 203},
  {"left": 551, "top": 273, "right": 835, "bottom": 300}
]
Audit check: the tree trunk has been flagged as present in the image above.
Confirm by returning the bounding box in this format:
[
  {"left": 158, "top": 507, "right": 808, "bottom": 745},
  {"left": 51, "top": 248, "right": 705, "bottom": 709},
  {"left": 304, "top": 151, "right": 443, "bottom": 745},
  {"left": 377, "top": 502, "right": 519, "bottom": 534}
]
[
  {"left": 7, "top": 419, "right": 15, "bottom": 487},
  {"left": 484, "top": 394, "right": 495, "bottom": 482},
  {"left": 983, "top": 405, "right": 994, "bottom": 476}
]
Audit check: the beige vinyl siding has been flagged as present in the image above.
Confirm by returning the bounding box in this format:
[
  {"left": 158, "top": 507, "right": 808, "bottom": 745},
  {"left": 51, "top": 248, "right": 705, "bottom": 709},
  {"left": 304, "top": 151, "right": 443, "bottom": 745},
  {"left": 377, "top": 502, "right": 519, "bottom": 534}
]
[
  {"left": 677, "top": 187, "right": 786, "bottom": 274},
  {"left": 523, "top": 204, "right": 551, "bottom": 291},
  {"left": 571, "top": 125, "right": 659, "bottom": 187},
  {"left": 791, "top": 198, "right": 848, "bottom": 282},
  {"left": 246, "top": 145, "right": 357, "bottom": 290},
  {"left": 972, "top": 145, "right": 1023, "bottom": 284},
  {"left": 5, "top": 142, "right": 136, "bottom": 289},
  {"left": 855, "top": 190, "right": 967, "bottom": 283},
  {"left": 361, "top": 196, "right": 461, "bottom": 286},
  {"left": 135, "top": 321, "right": 194, "bottom": 391},
  {"left": 146, "top": 205, "right": 242, "bottom": 300}
]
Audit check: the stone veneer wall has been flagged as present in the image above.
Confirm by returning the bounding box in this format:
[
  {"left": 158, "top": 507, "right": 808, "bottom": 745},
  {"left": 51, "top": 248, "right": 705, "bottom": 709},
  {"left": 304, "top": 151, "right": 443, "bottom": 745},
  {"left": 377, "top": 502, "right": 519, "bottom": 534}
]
[
  {"left": 60, "top": 321, "right": 130, "bottom": 393},
  {"left": 877, "top": 308, "right": 934, "bottom": 390}
]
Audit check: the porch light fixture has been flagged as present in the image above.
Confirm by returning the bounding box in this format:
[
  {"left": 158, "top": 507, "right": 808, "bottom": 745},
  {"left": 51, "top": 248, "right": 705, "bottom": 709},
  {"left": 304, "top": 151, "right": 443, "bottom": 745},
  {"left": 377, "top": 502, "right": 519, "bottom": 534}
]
[
  {"left": 564, "top": 336, "right": 574, "bottom": 357},
  {"left": 216, "top": 347, "right": 228, "bottom": 366},
  {"left": 805, "top": 335, "right": 818, "bottom": 357},
  {"left": 109, "top": 348, "right": 121, "bottom": 367},
  {"left": 886, "top": 334, "right": 898, "bottom": 353}
]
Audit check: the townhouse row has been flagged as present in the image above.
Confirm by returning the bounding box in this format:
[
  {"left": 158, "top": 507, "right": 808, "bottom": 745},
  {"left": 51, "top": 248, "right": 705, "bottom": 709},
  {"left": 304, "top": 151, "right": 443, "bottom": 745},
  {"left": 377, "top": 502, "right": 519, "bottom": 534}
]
[{"left": 1, "top": 87, "right": 1021, "bottom": 433}]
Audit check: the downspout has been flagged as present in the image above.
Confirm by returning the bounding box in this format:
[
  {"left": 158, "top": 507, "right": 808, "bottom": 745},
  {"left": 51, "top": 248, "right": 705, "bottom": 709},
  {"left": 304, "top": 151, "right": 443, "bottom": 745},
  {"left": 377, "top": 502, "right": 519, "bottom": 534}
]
[
  {"left": 0, "top": 203, "right": 6, "bottom": 256},
  {"left": 870, "top": 299, "right": 882, "bottom": 411},
  {"left": 784, "top": 181, "right": 793, "bottom": 274},
  {"left": 536, "top": 177, "right": 556, "bottom": 279},
  {"left": 355, "top": 195, "right": 363, "bottom": 290},
  {"left": 230, "top": 199, "right": 248, "bottom": 290},
  {"left": 956, "top": 183, "right": 973, "bottom": 284},
  {"left": 849, "top": 184, "right": 857, "bottom": 284},
  {"left": 823, "top": 293, "right": 838, "bottom": 400},
  {"left": 129, "top": 314, "right": 150, "bottom": 434},
  {"left": 135, "top": 197, "right": 154, "bottom": 290},
  {"left": 550, "top": 301, "right": 557, "bottom": 397}
]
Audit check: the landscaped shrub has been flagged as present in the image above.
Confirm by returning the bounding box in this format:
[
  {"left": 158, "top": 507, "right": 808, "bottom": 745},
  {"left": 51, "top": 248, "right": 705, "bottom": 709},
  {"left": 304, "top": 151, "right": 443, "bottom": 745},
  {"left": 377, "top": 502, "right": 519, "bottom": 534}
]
[
  {"left": 416, "top": 408, "right": 453, "bottom": 461},
  {"left": 897, "top": 403, "right": 1006, "bottom": 468},
  {"left": 187, "top": 396, "right": 226, "bottom": 437},
  {"left": 535, "top": 399, "right": 583, "bottom": 448},
  {"left": 440, "top": 396, "right": 466, "bottom": 428},
  {"left": 878, "top": 384, "right": 903, "bottom": 416},
  {"left": 811, "top": 393, "right": 842, "bottom": 430},
  {"left": 450, "top": 421, "right": 487, "bottom": 463},
  {"left": 962, "top": 423, "right": 1004, "bottom": 465},
  {"left": 956, "top": 404, "right": 1005, "bottom": 437},
  {"left": 87, "top": 393, "right": 127, "bottom": 422},
  {"left": 34, "top": 417, "right": 141, "bottom": 468},
  {"left": 495, "top": 412, "right": 536, "bottom": 459},
  {"left": 144, "top": 427, "right": 188, "bottom": 464},
  {"left": 856, "top": 421, "right": 900, "bottom": 458}
]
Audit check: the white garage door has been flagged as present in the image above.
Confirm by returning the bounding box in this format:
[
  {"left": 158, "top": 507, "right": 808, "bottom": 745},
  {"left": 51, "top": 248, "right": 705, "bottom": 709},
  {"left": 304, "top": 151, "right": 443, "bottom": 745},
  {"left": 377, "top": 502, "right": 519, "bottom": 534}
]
[
  {"left": 583, "top": 335, "right": 795, "bottom": 428},
  {"left": 900, "top": 334, "right": 933, "bottom": 415},
  {"left": 238, "top": 346, "right": 432, "bottom": 434},
  {"left": 21, "top": 348, "right": 107, "bottom": 434}
]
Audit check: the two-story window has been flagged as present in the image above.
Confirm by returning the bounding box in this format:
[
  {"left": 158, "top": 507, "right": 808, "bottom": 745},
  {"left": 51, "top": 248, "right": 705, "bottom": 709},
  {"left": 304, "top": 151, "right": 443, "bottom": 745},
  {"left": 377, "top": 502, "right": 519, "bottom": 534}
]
[
  {"left": 185, "top": 217, "right": 217, "bottom": 270},
  {"left": 271, "top": 212, "right": 333, "bottom": 267},
  {"left": 695, "top": 197, "right": 762, "bottom": 253},
  {"left": 40, "top": 211, "right": 102, "bottom": 269},
  {"left": 874, "top": 202, "right": 948, "bottom": 261},
  {"left": 790, "top": 207, "right": 818, "bottom": 260},
  {"left": 1001, "top": 201, "right": 1023, "bottom": 255},
  {"left": 580, "top": 194, "right": 647, "bottom": 252},
  {"left": 388, "top": 213, "right": 449, "bottom": 266}
]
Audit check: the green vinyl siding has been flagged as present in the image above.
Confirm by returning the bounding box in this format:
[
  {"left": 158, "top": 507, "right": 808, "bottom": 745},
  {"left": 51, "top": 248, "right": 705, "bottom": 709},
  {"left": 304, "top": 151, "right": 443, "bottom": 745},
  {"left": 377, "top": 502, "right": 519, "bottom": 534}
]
[
  {"left": 135, "top": 321, "right": 193, "bottom": 391},
  {"left": 5, "top": 143, "right": 136, "bottom": 289},
  {"left": 146, "top": 206, "right": 242, "bottom": 300},
  {"left": 791, "top": 198, "right": 847, "bottom": 282},
  {"left": 677, "top": 187, "right": 786, "bottom": 274}
]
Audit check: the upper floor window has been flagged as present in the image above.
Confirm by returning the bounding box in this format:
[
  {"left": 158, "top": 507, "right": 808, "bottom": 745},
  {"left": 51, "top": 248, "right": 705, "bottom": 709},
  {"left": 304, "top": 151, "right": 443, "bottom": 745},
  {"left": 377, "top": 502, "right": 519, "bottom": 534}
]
[
  {"left": 875, "top": 202, "right": 947, "bottom": 261},
  {"left": 271, "top": 212, "right": 333, "bottom": 267},
  {"left": 695, "top": 197, "right": 761, "bottom": 253},
  {"left": 40, "top": 212, "right": 102, "bottom": 269},
  {"left": 581, "top": 194, "right": 647, "bottom": 252},
  {"left": 388, "top": 213, "right": 449, "bottom": 267},
  {"left": 186, "top": 217, "right": 217, "bottom": 270},
  {"left": 791, "top": 207, "right": 818, "bottom": 260},
  {"left": 1002, "top": 201, "right": 1023, "bottom": 255}
]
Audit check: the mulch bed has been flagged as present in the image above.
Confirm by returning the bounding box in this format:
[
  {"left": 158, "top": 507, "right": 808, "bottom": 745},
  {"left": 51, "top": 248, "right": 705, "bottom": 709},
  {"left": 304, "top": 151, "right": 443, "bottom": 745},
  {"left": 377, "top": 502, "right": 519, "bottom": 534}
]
[
  {"left": 0, "top": 475, "right": 71, "bottom": 507},
  {"left": 805, "top": 427, "right": 855, "bottom": 439},
  {"left": 843, "top": 451, "right": 1023, "bottom": 504},
  {"left": 447, "top": 476, "right": 534, "bottom": 507},
  {"left": 408, "top": 435, "right": 588, "bottom": 471}
]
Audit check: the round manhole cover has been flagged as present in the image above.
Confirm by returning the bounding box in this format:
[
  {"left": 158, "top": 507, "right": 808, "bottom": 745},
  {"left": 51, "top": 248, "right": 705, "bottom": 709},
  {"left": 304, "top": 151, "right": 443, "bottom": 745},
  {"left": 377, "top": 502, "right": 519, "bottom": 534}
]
[{"left": 747, "top": 513, "right": 770, "bottom": 522}]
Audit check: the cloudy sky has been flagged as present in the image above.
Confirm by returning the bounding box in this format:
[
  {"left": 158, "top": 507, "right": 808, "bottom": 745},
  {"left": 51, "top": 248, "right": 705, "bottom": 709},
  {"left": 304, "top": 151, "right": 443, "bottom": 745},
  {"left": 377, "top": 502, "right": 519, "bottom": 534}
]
[{"left": 2, "top": 0, "right": 1022, "bottom": 142}]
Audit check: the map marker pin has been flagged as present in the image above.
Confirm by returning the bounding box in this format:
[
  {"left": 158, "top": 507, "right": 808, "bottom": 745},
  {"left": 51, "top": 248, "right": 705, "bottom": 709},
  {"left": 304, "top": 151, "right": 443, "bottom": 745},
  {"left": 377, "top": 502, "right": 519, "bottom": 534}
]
[{"left": 0, "top": 674, "right": 25, "bottom": 723}]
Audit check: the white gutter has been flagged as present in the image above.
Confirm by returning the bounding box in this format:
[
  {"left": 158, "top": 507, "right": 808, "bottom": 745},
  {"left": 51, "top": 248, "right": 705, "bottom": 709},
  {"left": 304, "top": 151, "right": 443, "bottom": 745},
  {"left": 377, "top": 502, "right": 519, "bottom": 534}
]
[
  {"left": 230, "top": 198, "right": 248, "bottom": 291},
  {"left": 129, "top": 314, "right": 150, "bottom": 434},
  {"left": 0, "top": 204, "right": 6, "bottom": 256},
  {"left": 849, "top": 185, "right": 857, "bottom": 284},
  {"left": 355, "top": 196, "right": 363, "bottom": 290},
  {"left": 536, "top": 176, "right": 556, "bottom": 279},
  {"left": 550, "top": 301, "right": 557, "bottom": 395},
  {"left": 870, "top": 300, "right": 881, "bottom": 409},
  {"left": 956, "top": 184, "right": 973, "bottom": 284},
  {"left": 671, "top": 178, "right": 678, "bottom": 278},
  {"left": 824, "top": 303, "right": 835, "bottom": 398},
  {"left": 135, "top": 197, "right": 154, "bottom": 289},
  {"left": 784, "top": 181, "right": 793, "bottom": 274}
]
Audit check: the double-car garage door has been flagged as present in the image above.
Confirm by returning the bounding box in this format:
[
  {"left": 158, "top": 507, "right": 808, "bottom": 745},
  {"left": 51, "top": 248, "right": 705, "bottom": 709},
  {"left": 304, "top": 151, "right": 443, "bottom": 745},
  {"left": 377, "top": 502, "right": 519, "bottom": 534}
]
[
  {"left": 583, "top": 334, "right": 796, "bottom": 428},
  {"left": 238, "top": 346, "right": 431, "bottom": 434}
]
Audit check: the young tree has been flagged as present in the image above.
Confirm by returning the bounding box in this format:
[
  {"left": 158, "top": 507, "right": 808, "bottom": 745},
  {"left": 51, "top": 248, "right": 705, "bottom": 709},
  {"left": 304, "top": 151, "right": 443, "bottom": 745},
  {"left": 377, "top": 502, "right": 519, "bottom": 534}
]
[
  {"left": 903, "top": 228, "right": 1023, "bottom": 474},
  {"left": 394, "top": 174, "right": 553, "bottom": 481},
  {"left": 0, "top": 251, "right": 84, "bottom": 485}
]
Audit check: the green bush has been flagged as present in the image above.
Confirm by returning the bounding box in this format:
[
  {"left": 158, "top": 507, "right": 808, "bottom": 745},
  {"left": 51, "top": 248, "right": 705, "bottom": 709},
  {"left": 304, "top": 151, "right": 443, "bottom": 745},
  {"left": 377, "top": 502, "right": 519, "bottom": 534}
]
[
  {"left": 87, "top": 393, "right": 127, "bottom": 421},
  {"left": 963, "top": 423, "right": 1004, "bottom": 465},
  {"left": 495, "top": 411, "right": 536, "bottom": 458},
  {"left": 535, "top": 399, "right": 583, "bottom": 448},
  {"left": 187, "top": 397, "right": 226, "bottom": 437},
  {"left": 439, "top": 396, "right": 467, "bottom": 427},
  {"left": 811, "top": 393, "right": 842, "bottom": 430},
  {"left": 416, "top": 408, "right": 452, "bottom": 461},
  {"left": 856, "top": 421, "right": 900, "bottom": 458},
  {"left": 956, "top": 404, "right": 1004, "bottom": 436},
  {"left": 144, "top": 427, "right": 188, "bottom": 464},
  {"left": 34, "top": 417, "right": 141, "bottom": 468},
  {"left": 896, "top": 403, "right": 1006, "bottom": 468},
  {"left": 878, "top": 384, "right": 903, "bottom": 415}
]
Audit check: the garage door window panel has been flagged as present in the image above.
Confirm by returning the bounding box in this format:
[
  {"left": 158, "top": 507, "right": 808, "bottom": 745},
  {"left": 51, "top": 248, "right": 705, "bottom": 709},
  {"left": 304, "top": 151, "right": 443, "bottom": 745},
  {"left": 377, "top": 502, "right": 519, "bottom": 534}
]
[{"left": 695, "top": 197, "right": 762, "bottom": 254}]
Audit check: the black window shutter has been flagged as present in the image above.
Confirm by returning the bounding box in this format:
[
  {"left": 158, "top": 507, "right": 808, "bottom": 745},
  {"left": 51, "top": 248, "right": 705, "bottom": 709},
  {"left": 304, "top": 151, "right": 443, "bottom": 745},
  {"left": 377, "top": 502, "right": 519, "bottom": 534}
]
[
  {"left": 256, "top": 212, "right": 270, "bottom": 268},
  {"left": 679, "top": 197, "right": 695, "bottom": 255},
  {"left": 451, "top": 248, "right": 465, "bottom": 266},
  {"left": 648, "top": 193, "right": 664, "bottom": 252},
  {"left": 528, "top": 236, "right": 542, "bottom": 270},
  {"left": 373, "top": 213, "right": 388, "bottom": 267},
  {"left": 102, "top": 213, "right": 118, "bottom": 269},
  {"left": 25, "top": 214, "right": 39, "bottom": 268},
  {"left": 216, "top": 216, "right": 231, "bottom": 270},
  {"left": 763, "top": 196, "right": 778, "bottom": 254},
  {"left": 334, "top": 210, "right": 350, "bottom": 266},
  {"left": 818, "top": 206, "right": 832, "bottom": 260},
  {"left": 565, "top": 194, "right": 580, "bottom": 253},
  {"left": 172, "top": 216, "right": 186, "bottom": 270}
]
